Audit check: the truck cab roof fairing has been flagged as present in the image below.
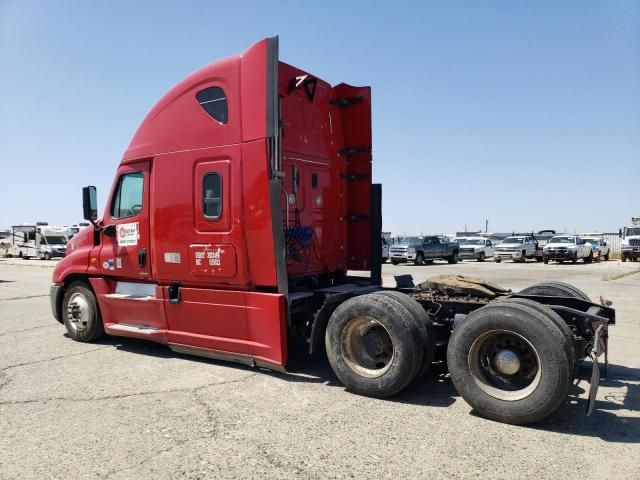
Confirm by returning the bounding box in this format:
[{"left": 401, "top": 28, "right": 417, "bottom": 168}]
[{"left": 123, "top": 38, "right": 275, "bottom": 162}]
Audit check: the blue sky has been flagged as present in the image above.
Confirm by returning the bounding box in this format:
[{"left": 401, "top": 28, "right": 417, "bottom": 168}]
[{"left": 1, "top": 1, "right": 638, "bottom": 235}]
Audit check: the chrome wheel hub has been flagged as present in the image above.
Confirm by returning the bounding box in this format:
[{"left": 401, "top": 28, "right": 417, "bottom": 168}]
[
  {"left": 66, "top": 292, "right": 90, "bottom": 332},
  {"left": 494, "top": 349, "right": 521, "bottom": 375},
  {"left": 468, "top": 330, "right": 541, "bottom": 401}
]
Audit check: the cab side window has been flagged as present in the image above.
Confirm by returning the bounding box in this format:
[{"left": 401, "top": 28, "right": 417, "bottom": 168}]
[
  {"left": 203, "top": 173, "right": 222, "bottom": 219},
  {"left": 196, "top": 87, "right": 228, "bottom": 124},
  {"left": 111, "top": 172, "right": 144, "bottom": 219}
]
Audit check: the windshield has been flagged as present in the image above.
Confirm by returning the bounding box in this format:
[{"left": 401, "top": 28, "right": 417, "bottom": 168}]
[
  {"left": 44, "top": 236, "right": 68, "bottom": 245},
  {"left": 503, "top": 237, "right": 524, "bottom": 244},
  {"left": 583, "top": 238, "right": 600, "bottom": 245},
  {"left": 549, "top": 236, "right": 575, "bottom": 244},
  {"left": 453, "top": 238, "right": 468, "bottom": 244},
  {"left": 626, "top": 227, "right": 640, "bottom": 237},
  {"left": 465, "top": 239, "right": 485, "bottom": 245},
  {"left": 400, "top": 237, "right": 422, "bottom": 245}
]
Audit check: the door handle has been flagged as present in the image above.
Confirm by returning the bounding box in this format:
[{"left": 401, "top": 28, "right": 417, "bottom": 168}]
[{"left": 138, "top": 248, "right": 147, "bottom": 268}]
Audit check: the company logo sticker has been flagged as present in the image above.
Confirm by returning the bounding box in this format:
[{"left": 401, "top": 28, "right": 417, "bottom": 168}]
[{"left": 117, "top": 222, "right": 139, "bottom": 246}]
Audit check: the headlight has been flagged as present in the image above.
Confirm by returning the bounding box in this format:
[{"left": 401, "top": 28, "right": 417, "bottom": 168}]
[
  {"left": 567, "top": 245, "right": 577, "bottom": 250},
  {"left": 621, "top": 240, "right": 629, "bottom": 247},
  {"left": 408, "top": 247, "right": 416, "bottom": 254}
]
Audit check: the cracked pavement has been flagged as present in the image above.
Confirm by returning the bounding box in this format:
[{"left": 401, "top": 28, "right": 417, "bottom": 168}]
[{"left": 1, "top": 259, "right": 639, "bottom": 479}]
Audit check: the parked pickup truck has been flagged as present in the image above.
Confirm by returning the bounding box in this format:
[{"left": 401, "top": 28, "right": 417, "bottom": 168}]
[
  {"left": 458, "top": 237, "right": 494, "bottom": 262},
  {"left": 389, "top": 236, "right": 459, "bottom": 265},
  {"left": 543, "top": 235, "right": 593, "bottom": 264},
  {"left": 494, "top": 236, "right": 543, "bottom": 263},
  {"left": 582, "top": 236, "right": 610, "bottom": 261}
]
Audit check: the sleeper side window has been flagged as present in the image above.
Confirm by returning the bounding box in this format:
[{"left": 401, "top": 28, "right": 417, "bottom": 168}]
[
  {"left": 111, "top": 172, "right": 144, "bottom": 219},
  {"left": 203, "top": 173, "right": 222, "bottom": 219},
  {"left": 196, "top": 87, "right": 228, "bottom": 124}
]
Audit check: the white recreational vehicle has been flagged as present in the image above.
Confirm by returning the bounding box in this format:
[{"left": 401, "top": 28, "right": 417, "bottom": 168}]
[{"left": 8, "top": 224, "right": 71, "bottom": 260}]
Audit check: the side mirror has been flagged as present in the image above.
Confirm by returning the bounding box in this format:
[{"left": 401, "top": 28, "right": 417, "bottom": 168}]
[
  {"left": 619, "top": 228, "right": 622, "bottom": 238},
  {"left": 82, "top": 186, "right": 98, "bottom": 222}
]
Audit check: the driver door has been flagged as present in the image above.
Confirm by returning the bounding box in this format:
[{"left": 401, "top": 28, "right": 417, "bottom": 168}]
[{"left": 99, "top": 160, "right": 152, "bottom": 280}]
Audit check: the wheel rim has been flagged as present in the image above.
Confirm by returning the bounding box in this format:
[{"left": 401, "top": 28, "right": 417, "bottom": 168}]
[
  {"left": 66, "top": 292, "right": 91, "bottom": 332},
  {"left": 341, "top": 316, "right": 395, "bottom": 378},
  {"left": 468, "top": 329, "right": 541, "bottom": 401}
]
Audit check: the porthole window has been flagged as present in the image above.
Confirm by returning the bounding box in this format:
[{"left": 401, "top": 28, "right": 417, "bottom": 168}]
[
  {"left": 196, "top": 87, "right": 228, "bottom": 124},
  {"left": 203, "top": 173, "right": 222, "bottom": 219}
]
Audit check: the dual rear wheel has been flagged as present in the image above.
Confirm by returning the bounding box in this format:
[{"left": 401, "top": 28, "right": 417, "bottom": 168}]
[
  {"left": 325, "top": 292, "right": 434, "bottom": 398},
  {"left": 326, "top": 282, "right": 586, "bottom": 424}
]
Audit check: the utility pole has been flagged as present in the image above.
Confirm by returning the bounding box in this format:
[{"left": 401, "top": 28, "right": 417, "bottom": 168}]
[{"left": 485, "top": 219, "right": 488, "bottom": 233}]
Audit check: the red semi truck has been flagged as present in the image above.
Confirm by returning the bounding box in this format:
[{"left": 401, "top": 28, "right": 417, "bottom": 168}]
[{"left": 51, "top": 37, "right": 615, "bottom": 424}]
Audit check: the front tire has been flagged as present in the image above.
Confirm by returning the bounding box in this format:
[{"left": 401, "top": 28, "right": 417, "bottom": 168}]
[
  {"left": 604, "top": 253, "right": 609, "bottom": 261},
  {"left": 447, "top": 302, "right": 571, "bottom": 424},
  {"left": 448, "top": 252, "right": 459, "bottom": 264},
  {"left": 477, "top": 252, "right": 485, "bottom": 262},
  {"left": 391, "top": 260, "right": 400, "bottom": 265},
  {"left": 414, "top": 252, "right": 425, "bottom": 266},
  {"left": 62, "top": 282, "right": 104, "bottom": 342},
  {"left": 325, "top": 293, "right": 425, "bottom": 398},
  {"left": 494, "top": 258, "right": 502, "bottom": 263},
  {"left": 43, "top": 252, "right": 51, "bottom": 260}
]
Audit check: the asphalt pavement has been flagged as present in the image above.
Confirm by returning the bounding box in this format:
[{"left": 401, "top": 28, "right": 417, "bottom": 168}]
[{"left": 1, "top": 258, "right": 639, "bottom": 479}]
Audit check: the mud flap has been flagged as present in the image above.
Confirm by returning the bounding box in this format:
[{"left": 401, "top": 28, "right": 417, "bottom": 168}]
[{"left": 587, "top": 325, "right": 606, "bottom": 416}]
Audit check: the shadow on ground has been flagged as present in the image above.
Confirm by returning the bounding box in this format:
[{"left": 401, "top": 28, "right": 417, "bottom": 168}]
[{"left": 81, "top": 334, "right": 639, "bottom": 441}]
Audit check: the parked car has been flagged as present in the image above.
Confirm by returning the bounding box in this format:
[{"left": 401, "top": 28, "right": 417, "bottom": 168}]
[
  {"left": 582, "top": 236, "right": 609, "bottom": 261},
  {"left": 458, "top": 237, "right": 494, "bottom": 262},
  {"left": 389, "top": 235, "right": 459, "bottom": 265},
  {"left": 543, "top": 235, "right": 593, "bottom": 264},
  {"left": 381, "top": 237, "right": 390, "bottom": 263},
  {"left": 451, "top": 237, "right": 469, "bottom": 246},
  {"left": 494, "top": 236, "right": 543, "bottom": 263}
]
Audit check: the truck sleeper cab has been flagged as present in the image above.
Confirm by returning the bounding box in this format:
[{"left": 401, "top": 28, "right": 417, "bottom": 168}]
[{"left": 51, "top": 38, "right": 616, "bottom": 425}]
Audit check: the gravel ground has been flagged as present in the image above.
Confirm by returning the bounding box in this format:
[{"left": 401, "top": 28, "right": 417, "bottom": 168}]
[{"left": 0, "top": 258, "right": 639, "bottom": 479}]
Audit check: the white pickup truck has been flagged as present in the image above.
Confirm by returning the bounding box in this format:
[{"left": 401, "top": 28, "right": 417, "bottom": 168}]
[
  {"left": 458, "top": 237, "right": 494, "bottom": 262},
  {"left": 581, "top": 235, "right": 610, "bottom": 261},
  {"left": 494, "top": 236, "right": 542, "bottom": 263},
  {"left": 543, "top": 235, "right": 593, "bottom": 264}
]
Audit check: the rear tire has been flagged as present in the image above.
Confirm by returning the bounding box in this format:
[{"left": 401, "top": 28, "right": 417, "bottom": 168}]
[
  {"left": 518, "top": 281, "right": 590, "bottom": 302},
  {"left": 62, "top": 281, "right": 104, "bottom": 342},
  {"left": 325, "top": 293, "right": 425, "bottom": 398},
  {"left": 372, "top": 291, "right": 435, "bottom": 380},
  {"left": 498, "top": 298, "right": 576, "bottom": 382},
  {"left": 447, "top": 302, "right": 571, "bottom": 424},
  {"left": 584, "top": 250, "right": 593, "bottom": 264}
]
